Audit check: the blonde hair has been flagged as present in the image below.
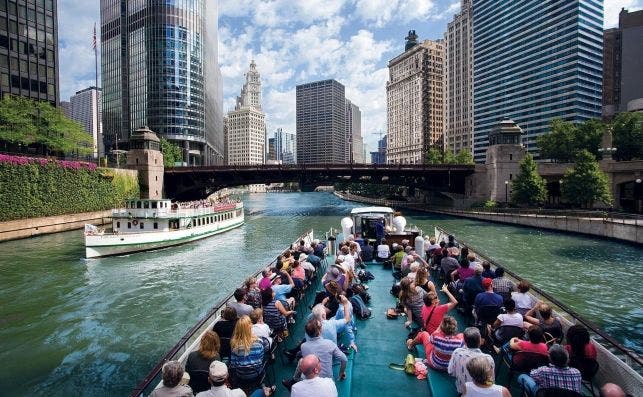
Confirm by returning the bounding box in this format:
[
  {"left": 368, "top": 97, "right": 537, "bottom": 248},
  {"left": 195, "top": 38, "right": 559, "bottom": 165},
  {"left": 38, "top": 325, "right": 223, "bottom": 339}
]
[
  {"left": 199, "top": 330, "right": 221, "bottom": 360},
  {"left": 415, "top": 267, "right": 428, "bottom": 285},
  {"left": 231, "top": 315, "right": 257, "bottom": 354},
  {"left": 440, "top": 316, "right": 458, "bottom": 336}
]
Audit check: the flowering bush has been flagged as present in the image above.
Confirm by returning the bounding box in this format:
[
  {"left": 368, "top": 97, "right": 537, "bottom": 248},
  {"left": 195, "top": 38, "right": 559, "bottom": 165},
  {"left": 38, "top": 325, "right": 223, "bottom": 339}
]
[{"left": 0, "top": 154, "right": 97, "bottom": 171}]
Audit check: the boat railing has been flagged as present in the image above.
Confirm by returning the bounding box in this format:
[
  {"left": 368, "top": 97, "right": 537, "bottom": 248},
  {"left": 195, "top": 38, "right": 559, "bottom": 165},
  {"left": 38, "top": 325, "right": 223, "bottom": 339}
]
[
  {"left": 112, "top": 203, "right": 242, "bottom": 219},
  {"left": 434, "top": 226, "right": 643, "bottom": 392},
  {"left": 129, "top": 229, "right": 314, "bottom": 397}
]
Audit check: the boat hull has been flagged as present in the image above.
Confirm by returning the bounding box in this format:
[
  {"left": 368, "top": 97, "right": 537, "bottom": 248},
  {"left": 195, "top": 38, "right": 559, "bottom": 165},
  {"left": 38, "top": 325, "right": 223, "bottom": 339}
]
[{"left": 85, "top": 214, "right": 244, "bottom": 258}]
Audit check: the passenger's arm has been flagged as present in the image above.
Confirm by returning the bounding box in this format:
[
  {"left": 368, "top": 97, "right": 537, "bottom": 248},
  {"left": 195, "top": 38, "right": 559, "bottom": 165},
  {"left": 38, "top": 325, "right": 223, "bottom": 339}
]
[
  {"left": 441, "top": 284, "right": 458, "bottom": 310},
  {"left": 275, "top": 300, "right": 294, "bottom": 316},
  {"left": 334, "top": 347, "right": 348, "bottom": 380},
  {"left": 404, "top": 306, "right": 413, "bottom": 328},
  {"left": 284, "top": 271, "right": 295, "bottom": 287},
  {"left": 340, "top": 295, "right": 351, "bottom": 323},
  {"left": 509, "top": 337, "right": 522, "bottom": 351}
]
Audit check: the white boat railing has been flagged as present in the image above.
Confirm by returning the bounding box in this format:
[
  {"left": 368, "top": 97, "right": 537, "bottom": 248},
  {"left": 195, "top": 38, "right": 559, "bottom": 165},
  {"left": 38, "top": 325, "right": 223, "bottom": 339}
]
[
  {"left": 130, "top": 229, "right": 314, "bottom": 397},
  {"left": 434, "top": 226, "right": 643, "bottom": 395},
  {"left": 112, "top": 203, "right": 242, "bottom": 219}
]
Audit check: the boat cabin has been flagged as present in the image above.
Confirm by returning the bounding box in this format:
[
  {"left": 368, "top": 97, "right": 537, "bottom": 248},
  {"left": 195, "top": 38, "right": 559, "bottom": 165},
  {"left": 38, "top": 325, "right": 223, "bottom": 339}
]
[{"left": 349, "top": 206, "right": 420, "bottom": 246}]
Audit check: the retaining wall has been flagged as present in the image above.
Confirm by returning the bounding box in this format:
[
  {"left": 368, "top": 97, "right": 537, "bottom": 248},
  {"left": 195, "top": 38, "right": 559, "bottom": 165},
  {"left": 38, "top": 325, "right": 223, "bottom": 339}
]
[{"left": 0, "top": 211, "right": 112, "bottom": 242}]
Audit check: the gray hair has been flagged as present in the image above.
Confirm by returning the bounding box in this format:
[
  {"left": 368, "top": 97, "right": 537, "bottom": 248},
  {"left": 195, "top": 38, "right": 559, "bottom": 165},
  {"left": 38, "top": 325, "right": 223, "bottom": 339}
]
[
  {"left": 161, "top": 361, "right": 184, "bottom": 388},
  {"left": 549, "top": 344, "right": 569, "bottom": 367},
  {"left": 463, "top": 327, "right": 482, "bottom": 348},
  {"left": 474, "top": 264, "right": 483, "bottom": 275},
  {"left": 466, "top": 356, "right": 493, "bottom": 384},
  {"left": 311, "top": 304, "right": 326, "bottom": 321}
]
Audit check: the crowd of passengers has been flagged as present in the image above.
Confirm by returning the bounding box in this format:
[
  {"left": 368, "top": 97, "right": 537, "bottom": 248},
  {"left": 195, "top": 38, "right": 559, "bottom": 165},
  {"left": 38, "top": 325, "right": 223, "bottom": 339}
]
[{"left": 150, "top": 233, "right": 630, "bottom": 397}]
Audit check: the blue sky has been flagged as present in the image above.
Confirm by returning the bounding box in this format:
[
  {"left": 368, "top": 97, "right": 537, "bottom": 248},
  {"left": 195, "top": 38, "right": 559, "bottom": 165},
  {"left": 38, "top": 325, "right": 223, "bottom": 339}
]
[{"left": 59, "top": 0, "right": 642, "bottom": 152}]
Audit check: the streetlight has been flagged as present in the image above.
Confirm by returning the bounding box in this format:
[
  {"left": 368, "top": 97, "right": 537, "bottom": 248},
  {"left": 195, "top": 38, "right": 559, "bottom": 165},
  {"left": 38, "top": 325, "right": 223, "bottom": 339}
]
[{"left": 505, "top": 180, "right": 509, "bottom": 203}]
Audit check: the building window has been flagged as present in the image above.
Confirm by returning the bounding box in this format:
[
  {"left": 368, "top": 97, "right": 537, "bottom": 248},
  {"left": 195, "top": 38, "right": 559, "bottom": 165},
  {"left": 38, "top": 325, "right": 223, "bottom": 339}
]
[
  {"left": 116, "top": 221, "right": 121, "bottom": 228},
  {"left": 127, "top": 222, "right": 131, "bottom": 229},
  {"left": 153, "top": 222, "right": 158, "bottom": 229},
  {"left": 140, "top": 223, "right": 144, "bottom": 229}
]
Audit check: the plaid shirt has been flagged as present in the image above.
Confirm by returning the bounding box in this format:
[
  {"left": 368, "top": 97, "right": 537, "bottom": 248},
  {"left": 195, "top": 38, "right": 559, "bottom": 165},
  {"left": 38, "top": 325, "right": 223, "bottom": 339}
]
[
  {"left": 492, "top": 277, "right": 515, "bottom": 294},
  {"left": 530, "top": 364, "right": 582, "bottom": 392}
]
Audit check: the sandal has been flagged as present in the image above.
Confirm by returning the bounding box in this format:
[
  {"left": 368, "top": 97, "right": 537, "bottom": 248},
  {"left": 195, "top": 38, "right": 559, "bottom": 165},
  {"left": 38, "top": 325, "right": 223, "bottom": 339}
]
[{"left": 262, "top": 385, "right": 276, "bottom": 396}]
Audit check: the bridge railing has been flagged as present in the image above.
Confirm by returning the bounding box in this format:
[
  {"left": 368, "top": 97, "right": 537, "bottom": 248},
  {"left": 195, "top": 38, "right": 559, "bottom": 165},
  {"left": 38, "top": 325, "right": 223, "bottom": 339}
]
[{"left": 433, "top": 207, "right": 643, "bottom": 225}]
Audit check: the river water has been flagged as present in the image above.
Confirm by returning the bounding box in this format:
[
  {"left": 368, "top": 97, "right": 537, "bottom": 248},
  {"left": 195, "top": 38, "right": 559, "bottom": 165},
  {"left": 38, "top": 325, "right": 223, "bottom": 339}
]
[{"left": 0, "top": 192, "right": 641, "bottom": 396}]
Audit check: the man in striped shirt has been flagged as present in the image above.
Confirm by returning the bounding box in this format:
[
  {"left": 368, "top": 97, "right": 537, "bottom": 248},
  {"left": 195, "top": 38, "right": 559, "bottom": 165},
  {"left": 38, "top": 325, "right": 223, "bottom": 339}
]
[{"left": 518, "top": 344, "right": 582, "bottom": 396}]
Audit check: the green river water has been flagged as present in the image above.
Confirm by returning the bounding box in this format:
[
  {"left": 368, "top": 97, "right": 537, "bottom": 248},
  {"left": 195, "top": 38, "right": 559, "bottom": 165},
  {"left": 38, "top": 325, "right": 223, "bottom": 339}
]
[{"left": 0, "top": 192, "right": 641, "bottom": 396}]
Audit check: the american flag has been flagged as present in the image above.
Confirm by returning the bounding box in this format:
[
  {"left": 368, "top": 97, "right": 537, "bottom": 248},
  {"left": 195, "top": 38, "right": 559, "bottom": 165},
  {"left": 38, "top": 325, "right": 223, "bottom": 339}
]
[{"left": 92, "top": 23, "right": 97, "bottom": 50}]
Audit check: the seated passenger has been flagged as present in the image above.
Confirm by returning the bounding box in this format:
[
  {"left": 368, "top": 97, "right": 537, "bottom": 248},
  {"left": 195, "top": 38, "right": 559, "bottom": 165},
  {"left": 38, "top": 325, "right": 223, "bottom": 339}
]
[
  {"left": 506, "top": 325, "right": 549, "bottom": 360},
  {"left": 448, "top": 327, "right": 495, "bottom": 395},
  {"left": 492, "top": 267, "right": 515, "bottom": 300},
  {"left": 249, "top": 308, "right": 272, "bottom": 347},
  {"left": 441, "top": 248, "right": 460, "bottom": 281},
  {"left": 228, "top": 288, "right": 253, "bottom": 318},
  {"left": 600, "top": 383, "right": 626, "bottom": 397},
  {"left": 290, "top": 260, "right": 306, "bottom": 289},
  {"left": 244, "top": 277, "right": 262, "bottom": 309},
  {"left": 415, "top": 267, "right": 436, "bottom": 294},
  {"left": 474, "top": 277, "right": 503, "bottom": 310},
  {"left": 512, "top": 280, "right": 537, "bottom": 316},
  {"left": 229, "top": 315, "right": 270, "bottom": 385},
  {"left": 258, "top": 268, "right": 274, "bottom": 291},
  {"left": 407, "top": 316, "right": 464, "bottom": 371},
  {"left": 186, "top": 330, "right": 220, "bottom": 394},
  {"left": 517, "top": 344, "right": 582, "bottom": 397},
  {"left": 360, "top": 240, "right": 374, "bottom": 262},
  {"left": 524, "top": 303, "right": 563, "bottom": 344},
  {"left": 290, "top": 354, "right": 338, "bottom": 397},
  {"left": 564, "top": 324, "right": 597, "bottom": 361},
  {"left": 196, "top": 360, "right": 273, "bottom": 397},
  {"left": 392, "top": 245, "right": 406, "bottom": 270},
  {"left": 407, "top": 261, "right": 421, "bottom": 281},
  {"left": 425, "top": 237, "right": 441, "bottom": 257},
  {"left": 312, "top": 239, "right": 326, "bottom": 258},
  {"left": 150, "top": 360, "right": 193, "bottom": 397},
  {"left": 271, "top": 270, "right": 295, "bottom": 309},
  {"left": 376, "top": 238, "right": 390, "bottom": 262},
  {"left": 261, "top": 287, "right": 293, "bottom": 338},
  {"left": 213, "top": 307, "right": 238, "bottom": 358},
  {"left": 422, "top": 284, "right": 458, "bottom": 334},
  {"left": 490, "top": 298, "right": 523, "bottom": 342},
  {"left": 462, "top": 356, "right": 510, "bottom": 397},
  {"left": 398, "top": 277, "right": 427, "bottom": 328},
  {"left": 481, "top": 261, "right": 496, "bottom": 279},
  {"left": 452, "top": 258, "right": 475, "bottom": 283}
]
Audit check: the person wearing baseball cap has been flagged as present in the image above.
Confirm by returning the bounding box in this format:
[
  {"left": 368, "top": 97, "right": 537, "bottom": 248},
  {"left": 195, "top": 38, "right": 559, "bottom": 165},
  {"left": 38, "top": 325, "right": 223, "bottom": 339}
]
[
  {"left": 473, "top": 277, "right": 504, "bottom": 322},
  {"left": 195, "top": 361, "right": 275, "bottom": 397}
]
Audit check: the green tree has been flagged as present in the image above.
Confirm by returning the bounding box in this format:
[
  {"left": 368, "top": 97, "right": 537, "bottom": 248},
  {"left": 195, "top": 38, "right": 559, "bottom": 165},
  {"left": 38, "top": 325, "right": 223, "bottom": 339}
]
[
  {"left": 425, "top": 147, "right": 443, "bottom": 164},
  {"left": 159, "top": 138, "right": 183, "bottom": 167},
  {"left": 561, "top": 150, "right": 612, "bottom": 208},
  {"left": 538, "top": 118, "right": 604, "bottom": 162},
  {"left": 0, "top": 96, "right": 38, "bottom": 145},
  {"left": 611, "top": 112, "right": 643, "bottom": 161},
  {"left": 454, "top": 149, "right": 474, "bottom": 164},
  {"left": 511, "top": 154, "right": 547, "bottom": 206}
]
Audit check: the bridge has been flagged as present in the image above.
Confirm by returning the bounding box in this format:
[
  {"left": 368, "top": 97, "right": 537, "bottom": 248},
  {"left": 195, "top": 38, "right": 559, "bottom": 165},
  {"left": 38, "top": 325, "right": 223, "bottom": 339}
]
[{"left": 163, "top": 163, "right": 476, "bottom": 200}]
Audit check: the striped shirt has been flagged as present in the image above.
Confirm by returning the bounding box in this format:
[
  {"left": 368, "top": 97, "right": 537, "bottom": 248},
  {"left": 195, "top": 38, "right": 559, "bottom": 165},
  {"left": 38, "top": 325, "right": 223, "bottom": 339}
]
[
  {"left": 263, "top": 299, "right": 286, "bottom": 332},
  {"left": 230, "top": 338, "right": 268, "bottom": 379},
  {"left": 530, "top": 364, "right": 582, "bottom": 392},
  {"left": 422, "top": 330, "right": 464, "bottom": 371}
]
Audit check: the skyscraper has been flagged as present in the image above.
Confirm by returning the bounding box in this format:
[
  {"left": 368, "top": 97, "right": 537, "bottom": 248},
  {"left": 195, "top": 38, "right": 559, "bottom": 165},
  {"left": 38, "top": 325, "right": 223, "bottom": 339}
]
[
  {"left": 345, "top": 99, "right": 363, "bottom": 163},
  {"left": 386, "top": 31, "right": 445, "bottom": 164},
  {"left": 100, "top": 0, "right": 223, "bottom": 165},
  {"left": 274, "top": 128, "right": 296, "bottom": 164},
  {"left": 296, "top": 79, "right": 347, "bottom": 164},
  {"left": 70, "top": 86, "right": 102, "bottom": 158},
  {"left": 603, "top": 8, "right": 643, "bottom": 118},
  {"left": 370, "top": 134, "right": 387, "bottom": 164},
  {"left": 472, "top": 0, "right": 603, "bottom": 162},
  {"left": 444, "top": 0, "right": 473, "bottom": 155},
  {"left": 227, "top": 61, "right": 265, "bottom": 165},
  {"left": 0, "top": 0, "right": 59, "bottom": 104}
]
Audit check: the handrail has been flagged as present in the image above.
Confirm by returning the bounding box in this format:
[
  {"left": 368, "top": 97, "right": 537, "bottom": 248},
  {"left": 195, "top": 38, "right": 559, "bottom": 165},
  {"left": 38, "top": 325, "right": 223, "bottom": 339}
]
[
  {"left": 431, "top": 207, "right": 643, "bottom": 224},
  {"left": 434, "top": 225, "right": 643, "bottom": 368},
  {"left": 129, "top": 229, "right": 314, "bottom": 397}
]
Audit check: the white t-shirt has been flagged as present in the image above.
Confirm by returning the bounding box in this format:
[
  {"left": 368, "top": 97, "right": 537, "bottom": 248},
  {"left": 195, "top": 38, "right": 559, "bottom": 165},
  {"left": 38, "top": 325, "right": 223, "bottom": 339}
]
[
  {"left": 463, "top": 382, "right": 504, "bottom": 397},
  {"left": 511, "top": 292, "right": 536, "bottom": 310},
  {"left": 377, "top": 244, "right": 390, "bottom": 258},
  {"left": 496, "top": 312, "right": 523, "bottom": 328},
  {"left": 252, "top": 323, "right": 273, "bottom": 346},
  {"left": 338, "top": 254, "right": 355, "bottom": 271},
  {"left": 291, "top": 377, "right": 338, "bottom": 397}
]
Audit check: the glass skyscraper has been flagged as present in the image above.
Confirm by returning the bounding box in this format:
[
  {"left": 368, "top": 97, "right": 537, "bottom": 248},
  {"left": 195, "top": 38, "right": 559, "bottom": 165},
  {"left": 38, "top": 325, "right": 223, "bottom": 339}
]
[
  {"left": 472, "top": 0, "right": 603, "bottom": 162},
  {"left": 100, "top": 0, "right": 223, "bottom": 165}
]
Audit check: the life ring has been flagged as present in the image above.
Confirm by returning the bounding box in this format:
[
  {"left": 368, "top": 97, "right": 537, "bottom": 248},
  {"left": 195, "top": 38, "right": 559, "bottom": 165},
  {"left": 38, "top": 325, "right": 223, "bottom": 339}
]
[{"left": 132, "top": 219, "right": 139, "bottom": 226}]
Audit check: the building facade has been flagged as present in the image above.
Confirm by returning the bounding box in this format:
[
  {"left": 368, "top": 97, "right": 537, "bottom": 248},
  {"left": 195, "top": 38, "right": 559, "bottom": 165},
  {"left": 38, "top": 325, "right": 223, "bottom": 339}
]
[
  {"left": 274, "top": 128, "right": 296, "bottom": 164},
  {"left": 444, "top": 0, "right": 473, "bottom": 155},
  {"left": 386, "top": 31, "right": 445, "bottom": 164},
  {"left": 472, "top": 0, "right": 603, "bottom": 162},
  {"left": 70, "top": 86, "right": 103, "bottom": 158},
  {"left": 226, "top": 61, "right": 265, "bottom": 165},
  {"left": 296, "top": 79, "right": 347, "bottom": 164},
  {"left": 603, "top": 8, "right": 643, "bottom": 117},
  {"left": 100, "top": 0, "right": 223, "bottom": 165},
  {"left": 345, "top": 99, "right": 363, "bottom": 163},
  {"left": 0, "top": 0, "right": 59, "bottom": 104},
  {"left": 370, "top": 134, "right": 387, "bottom": 164}
]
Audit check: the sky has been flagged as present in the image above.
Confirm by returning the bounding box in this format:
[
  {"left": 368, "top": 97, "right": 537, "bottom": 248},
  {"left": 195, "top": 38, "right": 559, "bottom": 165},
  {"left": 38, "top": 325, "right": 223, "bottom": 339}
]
[{"left": 59, "top": 0, "right": 642, "bottom": 153}]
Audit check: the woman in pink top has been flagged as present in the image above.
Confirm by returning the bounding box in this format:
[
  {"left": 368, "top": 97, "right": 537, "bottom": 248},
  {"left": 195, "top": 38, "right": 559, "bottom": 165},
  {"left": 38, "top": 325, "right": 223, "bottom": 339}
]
[
  {"left": 508, "top": 325, "right": 548, "bottom": 357},
  {"left": 291, "top": 260, "right": 306, "bottom": 287},
  {"left": 421, "top": 284, "right": 458, "bottom": 334}
]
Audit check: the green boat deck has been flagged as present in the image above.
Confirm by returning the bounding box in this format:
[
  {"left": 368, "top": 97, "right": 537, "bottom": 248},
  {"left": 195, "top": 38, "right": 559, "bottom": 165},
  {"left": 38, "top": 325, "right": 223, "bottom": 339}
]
[{"left": 267, "top": 257, "right": 594, "bottom": 396}]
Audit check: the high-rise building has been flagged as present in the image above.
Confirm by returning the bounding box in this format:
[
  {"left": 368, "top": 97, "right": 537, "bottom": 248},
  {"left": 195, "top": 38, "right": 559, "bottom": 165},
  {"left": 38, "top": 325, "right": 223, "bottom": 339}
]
[
  {"left": 386, "top": 31, "right": 445, "bottom": 164},
  {"left": 227, "top": 61, "right": 265, "bottom": 165},
  {"left": 267, "top": 137, "right": 276, "bottom": 161},
  {"left": 472, "top": 0, "right": 603, "bottom": 162},
  {"left": 603, "top": 8, "right": 643, "bottom": 118},
  {"left": 370, "top": 134, "right": 387, "bottom": 164},
  {"left": 345, "top": 99, "right": 363, "bottom": 163},
  {"left": 444, "top": 0, "right": 473, "bottom": 155},
  {"left": 274, "top": 128, "right": 296, "bottom": 164},
  {"left": 60, "top": 101, "right": 72, "bottom": 118},
  {"left": 70, "top": 86, "right": 103, "bottom": 158},
  {"left": 100, "top": 0, "right": 223, "bottom": 165},
  {"left": 0, "top": 0, "right": 59, "bottom": 104},
  {"left": 296, "top": 79, "right": 347, "bottom": 164}
]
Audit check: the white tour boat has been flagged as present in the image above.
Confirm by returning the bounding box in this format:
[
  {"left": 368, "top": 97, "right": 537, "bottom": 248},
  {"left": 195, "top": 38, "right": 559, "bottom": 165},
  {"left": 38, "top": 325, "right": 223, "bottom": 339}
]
[{"left": 84, "top": 198, "right": 244, "bottom": 258}]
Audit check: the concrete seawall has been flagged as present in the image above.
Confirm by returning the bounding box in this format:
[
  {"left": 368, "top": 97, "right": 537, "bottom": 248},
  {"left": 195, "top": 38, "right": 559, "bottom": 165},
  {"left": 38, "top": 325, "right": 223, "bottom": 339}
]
[
  {"left": 0, "top": 211, "right": 112, "bottom": 242},
  {"left": 427, "top": 209, "right": 642, "bottom": 245}
]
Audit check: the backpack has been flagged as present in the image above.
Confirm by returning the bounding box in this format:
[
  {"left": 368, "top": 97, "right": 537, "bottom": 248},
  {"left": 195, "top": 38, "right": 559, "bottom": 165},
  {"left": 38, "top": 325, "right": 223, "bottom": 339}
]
[
  {"left": 351, "top": 284, "right": 371, "bottom": 303},
  {"left": 350, "top": 295, "right": 372, "bottom": 319},
  {"left": 357, "top": 270, "right": 375, "bottom": 283},
  {"left": 390, "top": 283, "right": 401, "bottom": 297}
]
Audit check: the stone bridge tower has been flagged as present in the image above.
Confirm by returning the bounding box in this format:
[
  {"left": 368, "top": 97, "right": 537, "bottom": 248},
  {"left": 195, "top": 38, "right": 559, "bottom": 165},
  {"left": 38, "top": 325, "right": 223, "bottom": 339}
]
[
  {"left": 485, "top": 119, "right": 526, "bottom": 202},
  {"left": 126, "top": 126, "right": 164, "bottom": 199}
]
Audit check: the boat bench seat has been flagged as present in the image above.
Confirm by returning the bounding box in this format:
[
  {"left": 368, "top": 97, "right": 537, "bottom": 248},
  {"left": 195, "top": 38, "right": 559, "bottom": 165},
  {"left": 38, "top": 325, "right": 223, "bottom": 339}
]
[{"left": 427, "top": 367, "right": 458, "bottom": 397}]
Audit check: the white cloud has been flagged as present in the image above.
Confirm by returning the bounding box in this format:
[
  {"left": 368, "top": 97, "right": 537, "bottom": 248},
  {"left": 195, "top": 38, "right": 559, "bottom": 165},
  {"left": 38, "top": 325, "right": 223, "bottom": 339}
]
[
  {"left": 354, "top": 0, "right": 436, "bottom": 27},
  {"left": 604, "top": 0, "right": 643, "bottom": 28}
]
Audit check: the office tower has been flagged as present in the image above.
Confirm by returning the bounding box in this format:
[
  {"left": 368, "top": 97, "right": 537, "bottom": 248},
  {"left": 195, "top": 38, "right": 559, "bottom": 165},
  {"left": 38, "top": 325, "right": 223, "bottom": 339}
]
[
  {"left": 296, "top": 79, "right": 347, "bottom": 164},
  {"left": 444, "top": 0, "right": 473, "bottom": 155},
  {"left": 274, "top": 128, "right": 296, "bottom": 164},
  {"left": 227, "top": 61, "right": 265, "bottom": 165},
  {"left": 346, "top": 99, "right": 363, "bottom": 163},
  {"left": 472, "top": 0, "right": 603, "bottom": 162},
  {"left": 0, "top": 0, "right": 58, "bottom": 104},
  {"left": 70, "top": 86, "right": 103, "bottom": 158},
  {"left": 603, "top": 8, "right": 643, "bottom": 118},
  {"left": 386, "top": 31, "right": 445, "bottom": 164},
  {"left": 370, "top": 134, "right": 387, "bottom": 164},
  {"left": 267, "top": 137, "right": 276, "bottom": 161},
  {"left": 60, "top": 101, "right": 72, "bottom": 118},
  {"left": 100, "top": 0, "right": 223, "bottom": 165}
]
